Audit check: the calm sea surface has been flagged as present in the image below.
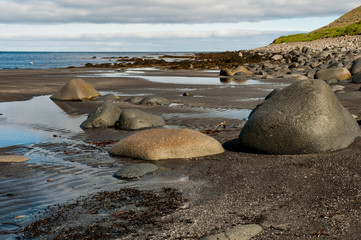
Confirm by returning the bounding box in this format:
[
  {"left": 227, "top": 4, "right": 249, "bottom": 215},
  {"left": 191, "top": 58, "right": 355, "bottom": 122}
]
[{"left": 0, "top": 52, "right": 191, "bottom": 69}]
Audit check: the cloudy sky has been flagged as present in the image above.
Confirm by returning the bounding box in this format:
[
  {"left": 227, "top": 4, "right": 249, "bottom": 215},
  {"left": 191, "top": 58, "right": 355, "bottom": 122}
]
[{"left": 0, "top": 0, "right": 359, "bottom": 52}]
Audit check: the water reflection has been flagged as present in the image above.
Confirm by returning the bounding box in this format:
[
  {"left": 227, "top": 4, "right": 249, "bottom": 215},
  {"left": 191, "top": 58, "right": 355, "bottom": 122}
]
[{"left": 219, "top": 78, "right": 249, "bottom": 85}]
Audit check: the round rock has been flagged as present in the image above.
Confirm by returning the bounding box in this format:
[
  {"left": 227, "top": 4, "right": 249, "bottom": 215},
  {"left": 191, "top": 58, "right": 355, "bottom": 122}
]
[
  {"left": 109, "top": 128, "right": 224, "bottom": 160},
  {"left": 139, "top": 96, "right": 170, "bottom": 106},
  {"left": 114, "top": 163, "right": 159, "bottom": 179},
  {"left": 314, "top": 68, "right": 351, "bottom": 81},
  {"left": 238, "top": 80, "right": 361, "bottom": 154},
  {"left": 351, "top": 72, "right": 361, "bottom": 83},
  {"left": 350, "top": 58, "right": 361, "bottom": 75},
  {"left": 115, "top": 109, "right": 165, "bottom": 130},
  {"left": 80, "top": 101, "right": 122, "bottom": 129},
  {"left": 50, "top": 79, "right": 100, "bottom": 101},
  {"left": 0, "top": 155, "right": 29, "bottom": 162}
]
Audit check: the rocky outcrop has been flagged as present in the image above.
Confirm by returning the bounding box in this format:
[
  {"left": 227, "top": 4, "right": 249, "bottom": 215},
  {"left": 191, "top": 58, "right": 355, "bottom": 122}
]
[
  {"left": 80, "top": 101, "right": 122, "bottom": 129},
  {"left": 109, "top": 128, "right": 224, "bottom": 160},
  {"left": 238, "top": 80, "right": 361, "bottom": 154},
  {"left": 115, "top": 109, "right": 165, "bottom": 130},
  {"left": 51, "top": 79, "right": 100, "bottom": 101}
]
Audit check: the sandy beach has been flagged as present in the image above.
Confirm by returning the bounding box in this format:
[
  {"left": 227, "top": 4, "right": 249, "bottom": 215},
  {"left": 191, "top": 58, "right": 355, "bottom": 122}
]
[{"left": 0, "top": 66, "right": 360, "bottom": 239}]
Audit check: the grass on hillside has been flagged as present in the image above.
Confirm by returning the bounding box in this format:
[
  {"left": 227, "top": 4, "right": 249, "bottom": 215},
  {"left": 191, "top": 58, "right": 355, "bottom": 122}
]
[{"left": 273, "top": 21, "right": 361, "bottom": 44}]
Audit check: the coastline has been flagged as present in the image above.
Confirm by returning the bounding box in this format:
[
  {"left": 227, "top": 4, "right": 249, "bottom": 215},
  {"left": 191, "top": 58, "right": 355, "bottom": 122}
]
[{"left": 1, "top": 39, "right": 361, "bottom": 239}]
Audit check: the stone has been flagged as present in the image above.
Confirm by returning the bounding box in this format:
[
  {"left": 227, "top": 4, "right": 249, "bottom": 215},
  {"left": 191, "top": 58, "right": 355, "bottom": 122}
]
[
  {"left": 125, "top": 96, "right": 144, "bottom": 104},
  {"left": 96, "top": 94, "right": 117, "bottom": 101},
  {"left": 351, "top": 72, "right": 361, "bottom": 83},
  {"left": 114, "top": 163, "right": 159, "bottom": 179},
  {"left": 202, "top": 224, "right": 263, "bottom": 240},
  {"left": 0, "top": 155, "right": 29, "bottom": 162},
  {"left": 109, "top": 128, "right": 224, "bottom": 160},
  {"left": 80, "top": 101, "right": 122, "bottom": 129},
  {"left": 271, "top": 54, "right": 283, "bottom": 61},
  {"left": 330, "top": 85, "right": 345, "bottom": 92},
  {"left": 314, "top": 67, "right": 351, "bottom": 81},
  {"left": 238, "top": 80, "right": 361, "bottom": 154},
  {"left": 220, "top": 66, "right": 253, "bottom": 76},
  {"left": 139, "top": 96, "right": 171, "bottom": 106},
  {"left": 115, "top": 109, "right": 165, "bottom": 130},
  {"left": 50, "top": 79, "right": 100, "bottom": 101},
  {"left": 350, "top": 58, "right": 361, "bottom": 75}
]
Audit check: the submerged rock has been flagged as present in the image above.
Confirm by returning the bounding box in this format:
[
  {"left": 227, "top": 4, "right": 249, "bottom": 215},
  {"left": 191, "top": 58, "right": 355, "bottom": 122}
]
[
  {"left": 109, "top": 128, "right": 224, "bottom": 160},
  {"left": 115, "top": 109, "right": 165, "bottom": 130},
  {"left": 114, "top": 163, "right": 159, "bottom": 179},
  {"left": 51, "top": 79, "right": 100, "bottom": 101},
  {"left": 238, "top": 80, "right": 361, "bottom": 154},
  {"left": 80, "top": 101, "right": 122, "bottom": 129}
]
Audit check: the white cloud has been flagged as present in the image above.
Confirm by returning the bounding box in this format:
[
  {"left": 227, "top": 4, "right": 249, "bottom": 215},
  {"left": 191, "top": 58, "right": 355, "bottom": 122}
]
[{"left": 0, "top": 0, "right": 359, "bottom": 24}]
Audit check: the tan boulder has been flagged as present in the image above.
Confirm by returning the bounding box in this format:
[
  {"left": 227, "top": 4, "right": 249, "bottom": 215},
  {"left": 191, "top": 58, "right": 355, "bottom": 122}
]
[
  {"left": 109, "top": 128, "right": 224, "bottom": 160},
  {"left": 0, "top": 155, "right": 29, "bottom": 162},
  {"left": 51, "top": 79, "right": 100, "bottom": 101},
  {"left": 314, "top": 68, "right": 351, "bottom": 81}
]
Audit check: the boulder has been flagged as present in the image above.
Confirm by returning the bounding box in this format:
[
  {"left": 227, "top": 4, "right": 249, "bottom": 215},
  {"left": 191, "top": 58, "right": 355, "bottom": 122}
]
[
  {"left": 350, "top": 58, "right": 361, "bottom": 75},
  {"left": 51, "top": 79, "right": 100, "bottom": 101},
  {"left": 351, "top": 72, "right": 361, "bottom": 83},
  {"left": 114, "top": 163, "right": 159, "bottom": 179},
  {"left": 115, "top": 109, "right": 165, "bottom": 130},
  {"left": 220, "top": 66, "right": 253, "bottom": 76},
  {"left": 96, "top": 94, "right": 117, "bottom": 101},
  {"left": 109, "top": 128, "right": 224, "bottom": 160},
  {"left": 314, "top": 68, "right": 351, "bottom": 81},
  {"left": 125, "top": 96, "right": 144, "bottom": 104},
  {"left": 139, "top": 96, "right": 171, "bottom": 106},
  {"left": 238, "top": 80, "right": 361, "bottom": 154},
  {"left": 80, "top": 101, "right": 122, "bottom": 129}
]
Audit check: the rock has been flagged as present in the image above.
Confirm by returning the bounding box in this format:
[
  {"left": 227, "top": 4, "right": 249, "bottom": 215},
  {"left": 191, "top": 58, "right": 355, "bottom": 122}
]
[
  {"left": 115, "top": 109, "right": 165, "bottom": 130},
  {"left": 50, "top": 79, "right": 100, "bottom": 101},
  {"left": 330, "top": 85, "right": 345, "bottom": 92},
  {"left": 125, "top": 96, "right": 144, "bottom": 104},
  {"left": 271, "top": 54, "right": 283, "bottom": 61},
  {"left": 220, "top": 66, "right": 253, "bottom": 76},
  {"left": 114, "top": 163, "right": 158, "bottom": 179},
  {"left": 80, "top": 101, "right": 122, "bottom": 129},
  {"left": 202, "top": 224, "right": 263, "bottom": 240},
  {"left": 314, "top": 67, "right": 351, "bottom": 81},
  {"left": 183, "top": 92, "right": 193, "bottom": 97},
  {"left": 238, "top": 80, "right": 361, "bottom": 154},
  {"left": 0, "top": 155, "right": 29, "bottom": 162},
  {"left": 351, "top": 72, "right": 361, "bottom": 83},
  {"left": 109, "top": 128, "right": 224, "bottom": 160},
  {"left": 350, "top": 58, "right": 361, "bottom": 75},
  {"left": 139, "top": 96, "right": 171, "bottom": 106},
  {"left": 288, "top": 73, "right": 308, "bottom": 81},
  {"left": 96, "top": 94, "right": 117, "bottom": 101}
]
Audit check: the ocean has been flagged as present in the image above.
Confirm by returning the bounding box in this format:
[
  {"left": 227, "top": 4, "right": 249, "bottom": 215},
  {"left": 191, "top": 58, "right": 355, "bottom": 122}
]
[{"left": 0, "top": 52, "right": 191, "bottom": 69}]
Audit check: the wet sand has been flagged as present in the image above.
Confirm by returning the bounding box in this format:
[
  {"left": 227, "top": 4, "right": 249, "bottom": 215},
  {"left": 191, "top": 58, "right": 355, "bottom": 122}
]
[{"left": 0, "top": 68, "right": 361, "bottom": 239}]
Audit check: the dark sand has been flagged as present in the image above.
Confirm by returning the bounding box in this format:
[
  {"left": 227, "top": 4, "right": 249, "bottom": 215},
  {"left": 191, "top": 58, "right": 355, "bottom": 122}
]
[{"left": 0, "top": 68, "right": 360, "bottom": 239}]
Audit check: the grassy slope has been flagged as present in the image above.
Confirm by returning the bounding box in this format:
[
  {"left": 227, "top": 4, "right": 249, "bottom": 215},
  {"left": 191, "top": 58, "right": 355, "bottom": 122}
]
[{"left": 273, "top": 5, "right": 361, "bottom": 44}]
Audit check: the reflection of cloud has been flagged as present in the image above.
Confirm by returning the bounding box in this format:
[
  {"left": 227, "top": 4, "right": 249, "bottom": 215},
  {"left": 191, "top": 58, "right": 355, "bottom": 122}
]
[{"left": 0, "top": 0, "right": 358, "bottom": 24}]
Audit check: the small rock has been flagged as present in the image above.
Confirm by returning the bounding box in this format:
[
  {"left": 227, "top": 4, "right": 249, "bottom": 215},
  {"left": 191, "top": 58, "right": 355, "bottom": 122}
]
[
  {"left": 183, "top": 92, "right": 194, "bottom": 97},
  {"left": 139, "top": 96, "right": 171, "bottom": 106},
  {"left": 125, "top": 96, "right": 144, "bottom": 104},
  {"left": 202, "top": 224, "right": 263, "bottom": 240},
  {"left": 114, "top": 163, "right": 158, "bottom": 179},
  {"left": 96, "top": 94, "right": 117, "bottom": 101},
  {"left": 115, "top": 109, "right": 165, "bottom": 130}
]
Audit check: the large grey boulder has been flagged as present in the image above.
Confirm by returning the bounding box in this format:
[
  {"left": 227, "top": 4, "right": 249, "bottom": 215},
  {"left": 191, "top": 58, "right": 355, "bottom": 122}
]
[
  {"left": 238, "top": 80, "right": 361, "bottom": 154},
  {"left": 314, "top": 67, "right": 351, "bottom": 81},
  {"left": 115, "top": 109, "right": 165, "bottom": 130},
  {"left": 51, "top": 79, "right": 100, "bottom": 101},
  {"left": 80, "top": 101, "right": 122, "bottom": 129},
  {"left": 109, "top": 128, "right": 224, "bottom": 160},
  {"left": 350, "top": 58, "right": 361, "bottom": 75}
]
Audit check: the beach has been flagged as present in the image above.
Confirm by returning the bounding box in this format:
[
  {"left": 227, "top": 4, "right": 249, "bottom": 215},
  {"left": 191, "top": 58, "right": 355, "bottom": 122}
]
[{"left": 0, "top": 48, "right": 361, "bottom": 239}]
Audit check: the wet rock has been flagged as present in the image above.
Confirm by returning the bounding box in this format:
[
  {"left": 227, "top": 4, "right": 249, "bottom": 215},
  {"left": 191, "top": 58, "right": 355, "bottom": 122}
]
[
  {"left": 109, "top": 128, "right": 224, "bottom": 160},
  {"left": 238, "top": 80, "right": 361, "bottom": 154},
  {"left": 183, "top": 92, "right": 193, "bottom": 96},
  {"left": 314, "top": 67, "right": 351, "bottom": 81},
  {"left": 115, "top": 109, "right": 165, "bottom": 130},
  {"left": 50, "top": 79, "right": 100, "bottom": 101},
  {"left": 96, "top": 94, "right": 117, "bottom": 101},
  {"left": 80, "top": 101, "right": 122, "bottom": 129},
  {"left": 139, "top": 96, "right": 171, "bottom": 106},
  {"left": 202, "top": 224, "right": 263, "bottom": 240},
  {"left": 0, "top": 155, "right": 29, "bottom": 162},
  {"left": 114, "top": 163, "right": 159, "bottom": 179},
  {"left": 350, "top": 58, "right": 361, "bottom": 75},
  {"left": 125, "top": 96, "right": 144, "bottom": 104},
  {"left": 351, "top": 72, "right": 361, "bottom": 83}
]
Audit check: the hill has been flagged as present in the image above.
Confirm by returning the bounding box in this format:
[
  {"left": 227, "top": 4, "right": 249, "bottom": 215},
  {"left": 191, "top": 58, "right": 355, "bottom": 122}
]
[{"left": 273, "top": 5, "right": 361, "bottom": 44}]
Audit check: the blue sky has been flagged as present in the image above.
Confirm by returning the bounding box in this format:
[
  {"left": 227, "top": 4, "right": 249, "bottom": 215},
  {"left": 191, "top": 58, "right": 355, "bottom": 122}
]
[{"left": 0, "top": 0, "right": 359, "bottom": 52}]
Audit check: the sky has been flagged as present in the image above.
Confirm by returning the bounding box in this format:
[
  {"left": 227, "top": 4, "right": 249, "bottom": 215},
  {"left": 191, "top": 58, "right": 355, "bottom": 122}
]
[{"left": 0, "top": 0, "right": 360, "bottom": 52}]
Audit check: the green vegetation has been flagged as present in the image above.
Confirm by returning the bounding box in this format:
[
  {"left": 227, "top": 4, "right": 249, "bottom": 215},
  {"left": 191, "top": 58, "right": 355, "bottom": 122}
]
[{"left": 273, "top": 21, "right": 361, "bottom": 44}]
